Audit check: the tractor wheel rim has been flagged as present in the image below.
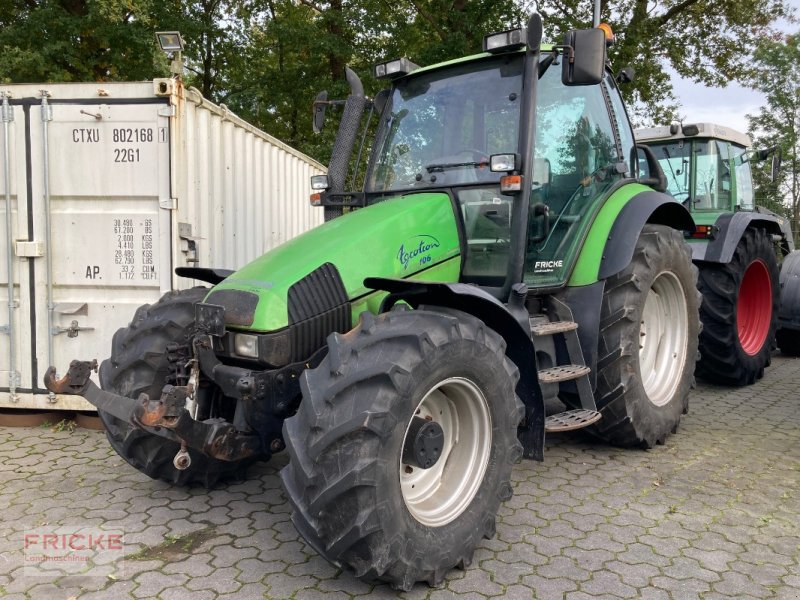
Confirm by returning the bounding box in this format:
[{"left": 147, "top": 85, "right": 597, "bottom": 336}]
[
  {"left": 400, "top": 377, "right": 492, "bottom": 527},
  {"left": 737, "top": 259, "right": 772, "bottom": 356},
  {"left": 639, "top": 271, "right": 689, "bottom": 407}
]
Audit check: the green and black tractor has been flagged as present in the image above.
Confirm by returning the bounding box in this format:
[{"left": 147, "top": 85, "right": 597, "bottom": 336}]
[
  {"left": 635, "top": 123, "right": 796, "bottom": 379},
  {"left": 48, "top": 16, "right": 706, "bottom": 589}
]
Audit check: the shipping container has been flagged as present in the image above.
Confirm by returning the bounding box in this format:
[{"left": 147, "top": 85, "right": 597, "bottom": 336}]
[{"left": 1, "top": 79, "right": 325, "bottom": 410}]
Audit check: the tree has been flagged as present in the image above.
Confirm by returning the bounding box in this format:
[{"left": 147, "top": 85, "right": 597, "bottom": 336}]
[
  {"left": 240, "top": 0, "right": 793, "bottom": 161},
  {"left": 155, "top": 0, "right": 257, "bottom": 102},
  {"left": 747, "top": 33, "right": 800, "bottom": 246},
  {"left": 0, "top": 0, "right": 167, "bottom": 83},
  {"left": 537, "top": 0, "right": 792, "bottom": 125}
]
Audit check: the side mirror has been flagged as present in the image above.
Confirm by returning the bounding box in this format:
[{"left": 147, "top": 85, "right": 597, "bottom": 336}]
[
  {"left": 616, "top": 66, "right": 634, "bottom": 84},
  {"left": 772, "top": 150, "right": 782, "bottom": 182},
  {"left": 562, "top": 28, "right": 606, "bottom": 86},
  {"left": 636, "top": 144, "right": 667, "bottom": 193},
  {"left": 312, "top": 91, "right": 328, "bottom": 134},
  {"left": 373, "top": 89, "right": 390, "bottom": 115},
  {"left": 755, "top": 145, "right": 782, "bottom": 183}
]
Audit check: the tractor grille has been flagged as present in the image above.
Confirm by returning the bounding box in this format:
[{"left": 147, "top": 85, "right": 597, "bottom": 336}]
[{"left": 287, "top": 262, "right": 349, "bottom": 323}]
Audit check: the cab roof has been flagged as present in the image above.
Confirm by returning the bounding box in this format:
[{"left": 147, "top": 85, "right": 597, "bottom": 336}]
[
  {"left": 399, "top": 44, "right": 555, "bottom": 79},
  {"left": 634, "top": 123, "right": 752, "bottom": 149}
]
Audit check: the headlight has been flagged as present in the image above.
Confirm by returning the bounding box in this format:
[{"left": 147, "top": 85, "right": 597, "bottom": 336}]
[
  {"left": 234, "top": 333, "right": 259, "bottom": 358},
  {"left": 483, "top": 28, "right": 527, "bottom": 53},
  {"left": 310, "top": 174, "right": 330, "bottom": 190},
  {"left": 373, "top": 58, "right": 420, "bottom": 80},
  {"left": 490, "top": 153, "right": 517, "bottom": 172}
]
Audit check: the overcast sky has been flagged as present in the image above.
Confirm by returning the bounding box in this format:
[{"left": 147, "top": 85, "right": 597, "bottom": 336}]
[{"left": 670, "top": 0, "right": 798, "bottom": 135}]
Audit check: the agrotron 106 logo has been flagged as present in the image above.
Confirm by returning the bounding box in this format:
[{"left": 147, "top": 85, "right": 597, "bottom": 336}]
[{"left": 397, "top": 235, "right": 441, "bottom": 271}]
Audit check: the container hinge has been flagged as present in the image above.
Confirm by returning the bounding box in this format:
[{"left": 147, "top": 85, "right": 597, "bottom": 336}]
[
  {"left": 53, "top": 320, "right": 95, "bottom": 338},
  {"left": 159, "top": 105, "right": 176, "bottom": 117},
  {"left": 1, "top": 93, "right": 13, "bottom": 122},
  {"left": 179, "top": 222, "right": 199, "bottom": 264},
  {"left": 160, "top": 197, "right": 177, "bottom": 210},
  {"left": 15, "top": 240, "right": 45, "bottom": 257},
  {"left": 40, "top": 91, "right": 53, "bottom": 122},
  {"left": 0, "top": 325, "right": 8, "bottom": 334}
]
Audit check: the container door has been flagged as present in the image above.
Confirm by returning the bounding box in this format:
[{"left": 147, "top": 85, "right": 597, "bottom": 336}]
[
  {"left": 22, "top": 99, "right": 172, "bottom": 409},
  {"left": 0, "top": 99, "right": 30, "bottom": 405}
]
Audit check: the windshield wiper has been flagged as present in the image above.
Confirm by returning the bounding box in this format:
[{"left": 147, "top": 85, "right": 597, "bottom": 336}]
[
  {"left": 425, "top": 161, "right": 484, "bottom": 173},
  {"left": 538, "top": 53, "right": 556, "bottom": 78}
]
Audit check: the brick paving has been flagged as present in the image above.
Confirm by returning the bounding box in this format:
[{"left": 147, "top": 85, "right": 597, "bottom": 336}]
[{"left": 0, "top": 354, "right": 798, "bottom": 599}]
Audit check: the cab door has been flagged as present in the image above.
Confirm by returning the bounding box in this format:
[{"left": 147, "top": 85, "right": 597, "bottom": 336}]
[{"left": 525, "top": 71, "right": 635, "bottom": 288}]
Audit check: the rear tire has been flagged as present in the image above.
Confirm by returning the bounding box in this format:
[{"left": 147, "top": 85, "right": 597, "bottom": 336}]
[
  {"left": 98, "top": 288, "right": 256, "bottom": 487},
  {"left": 777, "top": 249, "right": 800, "bottom": 356},
  {"left": 590, "top": 225, "right": 700, "bottom": 448},
  {"left": 280, "top": 307, "right": 524, "bottom": 591},
  {"left": 696, "top": 228, "right": 779, "bottom": 385},
  {"left": 776, "top": 329, "right": 800, "bottom": 356}
]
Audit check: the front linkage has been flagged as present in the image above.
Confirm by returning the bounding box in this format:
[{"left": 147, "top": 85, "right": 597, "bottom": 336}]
[{"left": 44, "top": 302, "right": 325, "bottom": 469}]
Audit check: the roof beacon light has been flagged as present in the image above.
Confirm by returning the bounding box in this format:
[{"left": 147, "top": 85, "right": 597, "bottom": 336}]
[
  {"left": 598, "top": 23, "right": 616, "bottom": 44},
  {"left": 374, "top": 58, "right": 420, "bottom": 80},
  {"left": 483, "top": 28, "right": 527, "bottom": 53}
]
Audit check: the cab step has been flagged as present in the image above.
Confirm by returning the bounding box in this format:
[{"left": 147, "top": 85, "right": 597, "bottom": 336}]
[
  {"left": 530, "top": 320, "right": 579, "bottom": 336},
  {"left": 545, "top": 409, "right": 602, "bottom": 433},
  {"left": 538, "top": 364, "right": 591, "bottom": 383}
]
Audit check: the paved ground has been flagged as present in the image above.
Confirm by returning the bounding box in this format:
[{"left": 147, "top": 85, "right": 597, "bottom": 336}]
[{"left": 0, "top": 355, "right": 798, "bottom": 600}]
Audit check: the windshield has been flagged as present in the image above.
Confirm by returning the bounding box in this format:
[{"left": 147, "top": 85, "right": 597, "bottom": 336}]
[
  {"left": 649, "top": 139, "right": 739, "bottom": 211},
  {"left": 366, "top": 55, "right": 524, "bottom": 192}
]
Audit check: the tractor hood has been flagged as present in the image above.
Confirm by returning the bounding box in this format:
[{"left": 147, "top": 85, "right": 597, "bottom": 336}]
[{"left": 205, "top": 193, "right": 461, "bottom": 332}]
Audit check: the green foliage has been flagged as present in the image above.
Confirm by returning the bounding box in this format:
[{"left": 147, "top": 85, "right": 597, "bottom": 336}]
[
  {"left": 0, "top": 0, "right": 793, "bottom": 173},
  {"left": 747, "top": 33, "right": 800, "bottom": 245},
  {"left": 0, "top": 0, "right": 169, "bottom": 83},
  {"left": 539, "top": 0, "right": 791, "bottom": 126}
]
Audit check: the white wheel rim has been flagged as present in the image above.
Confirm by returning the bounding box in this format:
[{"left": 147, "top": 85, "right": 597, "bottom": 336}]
[
  {"left": 400, "top": 377, "right": 492, "bottom": 527},
  {"left": 639, "top": 271, "right": 689, "bottom": 407}
]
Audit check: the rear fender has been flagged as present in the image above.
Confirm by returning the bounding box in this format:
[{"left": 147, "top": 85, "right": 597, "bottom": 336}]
[
  {"left": 598, "top": 191, "right": 694, "bottom": 280},
  {"left": 175, "top": 267, "right": 234, "bottom": 285},
  {"left": 364, "top": 277, "right": 545, "bottom": 461},
  {"left": 701, "top": 212, "right": 789, "bottom": 264}
]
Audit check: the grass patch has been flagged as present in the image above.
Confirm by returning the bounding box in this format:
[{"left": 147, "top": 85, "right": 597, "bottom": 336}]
[{"left": 128, "top": 527, "right": 217, "bottom": 561}]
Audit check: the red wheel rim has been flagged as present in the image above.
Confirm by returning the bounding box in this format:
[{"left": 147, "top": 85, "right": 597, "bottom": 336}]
[{"left": 737, "top": 259, "right": 772, "bottom": 355}]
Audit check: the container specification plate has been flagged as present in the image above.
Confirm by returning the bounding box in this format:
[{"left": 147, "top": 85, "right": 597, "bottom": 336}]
[{"left": 52, "top": 212, "right": 161, "bottom": 287}]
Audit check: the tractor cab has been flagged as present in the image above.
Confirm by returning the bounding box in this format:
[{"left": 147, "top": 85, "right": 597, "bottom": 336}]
[
  {"left": 312, "top": 21, "right": 647, "bottom": 293},
  {"left": 635, "top": 123, "right": 773, "bottom": 220}
]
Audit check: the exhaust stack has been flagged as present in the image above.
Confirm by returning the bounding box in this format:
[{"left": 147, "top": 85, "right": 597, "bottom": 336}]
[{"left": 325, "top": 67, "right": 366, "bottom": 221}]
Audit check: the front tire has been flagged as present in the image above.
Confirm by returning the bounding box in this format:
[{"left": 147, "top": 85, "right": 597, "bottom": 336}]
[
  {"left": 591, "top": 225, "right": 700, "bottom": 447},
  {"left": 696, "top": 228, "right": 780, "bottom": 385},
  {"left": 280, "top": 307, "right": 524, "bottom": 591},
  {"left": 98, "top": 288, "right": 256, "bottom": 487}
]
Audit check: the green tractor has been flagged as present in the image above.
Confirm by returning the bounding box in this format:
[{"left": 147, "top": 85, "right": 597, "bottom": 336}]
[
  {"left": 47, "top": 16, "right": 703, "bottom": 589},
  {"left": 635, "top": 123, "right": 795, "bottom": 383}
]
